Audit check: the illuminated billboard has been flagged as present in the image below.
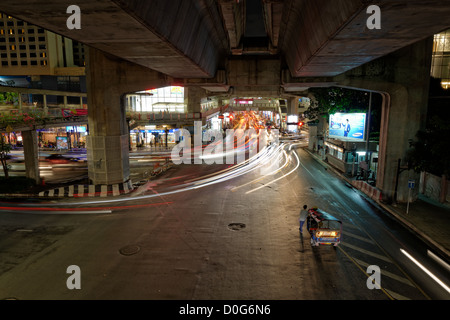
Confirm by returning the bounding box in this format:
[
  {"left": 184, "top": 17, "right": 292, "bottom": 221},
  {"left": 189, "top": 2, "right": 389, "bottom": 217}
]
[{"left": 329, "top": 113, "right": 366, "bottom": 141}]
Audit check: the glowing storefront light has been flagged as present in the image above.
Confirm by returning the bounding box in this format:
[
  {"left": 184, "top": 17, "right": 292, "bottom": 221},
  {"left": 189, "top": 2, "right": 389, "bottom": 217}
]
[{"left": 132, "top": 86, "right": 185, "bottom": 113}]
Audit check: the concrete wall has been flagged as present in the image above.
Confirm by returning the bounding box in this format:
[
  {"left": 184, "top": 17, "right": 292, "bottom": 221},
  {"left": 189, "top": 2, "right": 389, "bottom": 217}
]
[
  {"left": 335, "top": 38, "right": 434, "bottom": 203},
  {"left": 420, "top": 172, "right": 450, "bottom": 205}
]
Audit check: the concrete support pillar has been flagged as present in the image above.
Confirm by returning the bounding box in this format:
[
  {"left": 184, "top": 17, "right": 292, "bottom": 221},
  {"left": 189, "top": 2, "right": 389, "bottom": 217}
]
[
  {"left": 43, "top": 95, "right": 48, "bottom": 114},
  {"left": 185, "top": 87, "right": 205, "bottom": 113},
  {"left": 337, "top": 37, "right": 433, "bottom": 203},
  {"left": 22, "top": 130, "right": 40, "bottom": 184},
  {"left": 287, "top": 97, "right": 299, "bottom": 116},
  {"left": 85, "top": 47, "right": 169, "bottom": 185},
  {"left": 86, "top": 53, "right": 129, "bottom": 185}
]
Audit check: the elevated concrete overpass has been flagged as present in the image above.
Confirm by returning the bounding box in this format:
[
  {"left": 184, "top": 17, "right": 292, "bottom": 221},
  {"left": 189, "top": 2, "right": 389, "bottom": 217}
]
[
  {"left": 2, "top": 0, "right": 450, "bottom": 93},
  {"left": 1, "top": 0, "right": 450, "bottom": 202}
]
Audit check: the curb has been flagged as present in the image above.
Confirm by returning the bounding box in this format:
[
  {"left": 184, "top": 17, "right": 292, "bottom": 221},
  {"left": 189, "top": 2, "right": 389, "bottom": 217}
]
[
  {"left": 0, "top": 162, "right": 174, "bottom": 199},
  {"left": 303, "top": 147, "right": 450, "bottom": 260},
  {"left": 376, "top": 201, "right": 450, "bottom": 260},
  {"left": 37, "top": 180, "right": 135, "bottom": 198}
]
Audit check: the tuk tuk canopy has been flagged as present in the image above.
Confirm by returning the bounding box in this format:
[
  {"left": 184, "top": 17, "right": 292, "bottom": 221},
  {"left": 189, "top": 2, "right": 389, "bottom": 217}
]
[{"left": 308, "top": 208, "right": 342, "bottom": 224}]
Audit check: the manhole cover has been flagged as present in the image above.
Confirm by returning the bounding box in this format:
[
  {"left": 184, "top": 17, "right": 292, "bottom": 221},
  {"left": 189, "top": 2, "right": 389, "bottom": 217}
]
[
  {"left": 119, "top": 245, "right": 140, "bottom": 256},
  {"left": 228, "top": 223, "right": 246, "bottom": 231}
]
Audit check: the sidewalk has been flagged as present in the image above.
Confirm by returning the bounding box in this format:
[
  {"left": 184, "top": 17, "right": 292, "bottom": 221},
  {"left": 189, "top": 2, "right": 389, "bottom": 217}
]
[{"left": 305, "top": 148, "right": 450, "bottom": 263}]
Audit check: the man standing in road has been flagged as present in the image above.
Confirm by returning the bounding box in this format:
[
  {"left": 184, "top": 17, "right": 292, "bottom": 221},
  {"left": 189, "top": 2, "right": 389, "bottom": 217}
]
[{"left": 299, "top": 205, "right": 309, "bottom": 234}]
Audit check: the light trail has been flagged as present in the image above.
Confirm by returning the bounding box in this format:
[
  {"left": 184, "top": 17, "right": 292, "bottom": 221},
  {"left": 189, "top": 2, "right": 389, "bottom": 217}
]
[
  {"left": 401, "top": 248, "right": 450, "bottom": 295},
  {"left": 245, "top": 148, "right": 300, "bottom": 194},
  {"left": 0, "top": 140, "right": 292, "bottom": 211},
  {"left": 231, "top": 146, "right": 289, "bottom": 192},
  {"left": 0, "top": 202, "right": 173, "bottom": 214}
]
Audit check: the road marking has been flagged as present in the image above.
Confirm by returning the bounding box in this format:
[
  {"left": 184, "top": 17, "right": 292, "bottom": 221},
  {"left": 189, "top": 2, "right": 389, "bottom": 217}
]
[
  {"left": 341, "top": 242, "right": 392, "bottom": 263},
  {"left": 385, "top": 289, "right": 411, "bottom": 301},
  {"left": 337, "top": 246, "right": 394, "bottom": 300},
  {"left": 353, "top": 257, "right": 415, "bottom": 287},
  {"left": 342, "top": 231, "right": 375, "bottom": 244}
]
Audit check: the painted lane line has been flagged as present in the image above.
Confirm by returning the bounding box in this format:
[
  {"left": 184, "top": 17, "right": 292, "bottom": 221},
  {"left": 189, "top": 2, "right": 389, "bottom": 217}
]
[
  {"left": 342, "top": 231, "right": 375, "bottom": 244},
  {"left": 352, "top": 257, "right": 415, "bottom": 287},
  {"left": 340, "top": 242, "right": 392, "bottom": 263},
  {"left": 337, "top": 246, "right": 394, "bottom": 300},
  {"left": 384, "top": 289, "right": 411, "bottom": 301}
]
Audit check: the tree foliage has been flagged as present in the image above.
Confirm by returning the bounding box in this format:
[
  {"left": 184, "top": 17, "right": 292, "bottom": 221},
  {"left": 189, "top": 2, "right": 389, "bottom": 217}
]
[
  {"left": 0, "top": 92, "right": 19, "bottom": 104},
  {"left": 305, "top": 87, "right": 371, "bottom": 121},
  {"left": 407, "top": 116, "right": 450, "bottom": 177},
  {"left": 304, "top": 87, "right": 382, "bottom": 140}
]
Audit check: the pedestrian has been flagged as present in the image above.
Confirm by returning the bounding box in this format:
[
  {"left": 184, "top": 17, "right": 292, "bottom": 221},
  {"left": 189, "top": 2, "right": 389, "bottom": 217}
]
[{"left": 299, "top": 205, "right": 309, "bottom": 233}]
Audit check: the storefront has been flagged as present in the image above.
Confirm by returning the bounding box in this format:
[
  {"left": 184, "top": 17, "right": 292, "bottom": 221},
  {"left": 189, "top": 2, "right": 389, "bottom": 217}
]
[
  {"left": 324, "top": 139, "right": 378, "bottom": 176},
  {"left": 37, "top": 125, "right": 87, "bottom": 149},
  {"left": 130, "top": 126, "right": 177, "bottom": 149}
]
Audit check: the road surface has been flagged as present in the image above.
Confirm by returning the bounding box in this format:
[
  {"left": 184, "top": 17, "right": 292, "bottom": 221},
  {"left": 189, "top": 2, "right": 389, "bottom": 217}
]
[{"left": 0, "top": 143, "right": 448, "bottom": 300}]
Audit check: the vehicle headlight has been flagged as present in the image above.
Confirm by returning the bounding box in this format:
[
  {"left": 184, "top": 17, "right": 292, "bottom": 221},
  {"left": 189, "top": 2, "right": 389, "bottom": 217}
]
[{"left": 316, "top": 231, "right": 322, "bottom": 237}]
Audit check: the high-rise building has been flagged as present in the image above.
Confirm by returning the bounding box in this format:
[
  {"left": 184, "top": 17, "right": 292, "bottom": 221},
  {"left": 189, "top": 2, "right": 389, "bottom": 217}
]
[
  {"left": 0, "top": 12, "right": 85, "bottom": 77},
  {"left": 431, "top": 28, "right": 450, "bottom": 90}
]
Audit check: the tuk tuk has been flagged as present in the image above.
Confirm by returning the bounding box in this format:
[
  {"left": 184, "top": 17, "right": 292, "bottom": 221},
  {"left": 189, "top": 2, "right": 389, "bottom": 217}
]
[{"left": 307, "top": 208, "right": 342, "bottom": 246}]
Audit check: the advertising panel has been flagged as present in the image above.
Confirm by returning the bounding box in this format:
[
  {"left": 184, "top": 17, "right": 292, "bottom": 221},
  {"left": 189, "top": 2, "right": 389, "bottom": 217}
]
[
  {"left": 56, "top": 136, "right": 69, "bottom": 150},
  {"left": 329, "top": 113, "right": 366, "bottom": 141}
]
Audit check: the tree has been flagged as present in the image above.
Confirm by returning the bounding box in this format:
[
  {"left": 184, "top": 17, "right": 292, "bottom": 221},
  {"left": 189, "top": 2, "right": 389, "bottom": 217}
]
[
  {"left": 305, "top": 87, "right": 372, "bottom": 120},
  {"left": 0, "top": 92, "right": 19, "bottom": 104},
  {"left": 304, "top": 87, "right": 382, "bottom": 138},
  {"left": 407, "top": 116, "right": 450, "bottom": 177},
  {"left": 0, "top": 134, "right": 11, "bottom": 179}
]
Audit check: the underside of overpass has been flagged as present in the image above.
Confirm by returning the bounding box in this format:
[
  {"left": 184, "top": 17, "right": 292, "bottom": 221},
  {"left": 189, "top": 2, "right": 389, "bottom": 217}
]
[
  {"left": 2, "top": 0, "right": 450, "bottom": 94},
  {"left": 1, "top": 0, "right": 450, "bottom": 201}
]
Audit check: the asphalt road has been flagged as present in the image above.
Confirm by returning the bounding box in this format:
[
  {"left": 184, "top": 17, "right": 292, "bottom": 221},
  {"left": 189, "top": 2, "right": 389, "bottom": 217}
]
[{"left": 0, "top": 144, "right": 448, "bottom": 300}]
